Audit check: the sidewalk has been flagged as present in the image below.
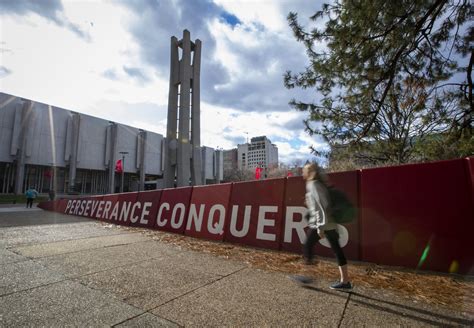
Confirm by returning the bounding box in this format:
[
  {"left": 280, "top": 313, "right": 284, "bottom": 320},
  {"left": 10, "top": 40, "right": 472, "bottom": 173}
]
[
  {"left": 0, "top": 206, "right": 41, "bottom": 213},
  {"left": 0, "top": 209, "right": 472, "bottom": 327}
]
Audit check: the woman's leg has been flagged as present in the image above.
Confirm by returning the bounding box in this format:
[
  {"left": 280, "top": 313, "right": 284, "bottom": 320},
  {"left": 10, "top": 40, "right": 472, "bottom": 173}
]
[
  {"left": 325, "top": 229, "right": 350, "bottom": 283},
  {"left": 303, "top": 228, "right": 320, "bottom": 264},
  {"left": 339, "top": 265, "right": 349, "bottom": 283}
]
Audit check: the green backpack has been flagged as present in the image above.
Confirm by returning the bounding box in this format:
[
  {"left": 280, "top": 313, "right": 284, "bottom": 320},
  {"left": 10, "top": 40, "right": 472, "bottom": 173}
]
[{"left": 326, "top": 186, "right": 357, "bottom": 224}]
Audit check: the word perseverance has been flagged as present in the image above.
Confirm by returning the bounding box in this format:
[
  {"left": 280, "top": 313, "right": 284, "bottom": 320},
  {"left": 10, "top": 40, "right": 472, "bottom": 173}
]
[{"left": 64, "top": 199, "right": 348, "bottom": 246}]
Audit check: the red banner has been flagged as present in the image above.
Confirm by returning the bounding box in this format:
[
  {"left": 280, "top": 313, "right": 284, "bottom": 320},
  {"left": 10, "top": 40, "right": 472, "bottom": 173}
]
[
  {"left": 132, "top": 190, "right": 162, "bottom": 228},
  {"left": 38, "top": 200, "right": 52, "bottom": 211},
  {"left": 154, "top": 187, "right": 193, "bottom": 234},
  {"left": 224, "top": 178, "right": 286, "bottom": 250},
  {"left": 94, "top": 194, "right": 119, "bottom": 222},
  {"left": 38, "top": 156, "right": 474, "bottom": 275},
  {"left": 360, "top": 158, "right": 474, "bottom": 274},
  {"left": 466, "top": 157, "right": 474, "bottom": 206},
  {"left": 64, "top": 197, "right": 92, "bottom": 218},
  {"left": 280, "top": 176, "right": 308, "bottom": 254},
  {"left": 109, "top": 192, "right": 139, "bottom": 226},
  {"left": 326, "top": 171, "right": 361, "bottom": 260},
  {"left": 185, "top": 183, "right": 232, "bottom": 241},
  {"left": 55, "top": 199, "right": 68, "bottom": 213}
]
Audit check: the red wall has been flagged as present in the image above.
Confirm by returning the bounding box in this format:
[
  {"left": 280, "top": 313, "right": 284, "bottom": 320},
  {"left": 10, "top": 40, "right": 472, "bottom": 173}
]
[
  {"left": 224, "top": 178, "right": 286, "bottom": 250},
  {"left": 37, "top": 200, "right": 52, "bottom": 211},
  {"left": 55, "top": 199, "right": 69, "bottom": 214},
  {"left": 155, "top": 187, "right": 193, "bottom": 234},
  {"left": 99, "top": 194, "right": 120, "bottom": 222},
  {"left": 360, "top": 158, "right": 474, "bottom": 274},
  {"left": 466, "top": 157, "right": 474, "bottom": 207},
  {"left": 280, "top": 176, "right": 307, "bottom": 253},
  {"left": 85, "top": 195, "right": 104, "bottom": 219},
  {"left": 133, "top": 190, "right": 162, "bottom": 229},
  {"left": 39, "top": 157, "right": 474, "bottom": 275},
  {"left": 327, "top": 171, "right": 361, "bottom": 260},
  {"left": 113, "top": 192, "right": 139, "bottom": 226},
  {"left": 185, "top": 183, "right": 232, "bottom": 241}
]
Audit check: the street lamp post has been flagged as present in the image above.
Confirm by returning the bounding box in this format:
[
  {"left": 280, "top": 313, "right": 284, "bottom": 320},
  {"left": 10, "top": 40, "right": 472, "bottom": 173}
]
[
  {"left": 48, "top": 163, "right": 54, "bottom": 191},
  {"left": 48, "top": 162, "right": 56, "bottom": 200},
  {"left": 119, "top": 151, "right": 128, "bottom": 193}
]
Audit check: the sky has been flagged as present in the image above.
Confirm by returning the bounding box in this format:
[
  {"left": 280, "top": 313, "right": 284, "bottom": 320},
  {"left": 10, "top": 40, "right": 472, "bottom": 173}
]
[{"left": 0, "top": 0, "right": 328, "bottom": 165}]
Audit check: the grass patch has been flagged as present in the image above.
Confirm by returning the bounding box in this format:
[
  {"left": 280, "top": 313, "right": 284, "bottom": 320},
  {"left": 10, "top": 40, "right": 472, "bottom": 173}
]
[{"left": 0, "top": 194, "right": 48, "bottom": 204}]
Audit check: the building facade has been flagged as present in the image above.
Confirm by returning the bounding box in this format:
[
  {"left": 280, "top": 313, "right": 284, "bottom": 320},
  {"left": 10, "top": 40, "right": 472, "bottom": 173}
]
[
  {"left": 201, "top": 146, "right": 223, "bottom": 184},
  {"left": 236, "top": 136, "right": 278, "bottom": 170},
  {"left": 0, "top": 92, "right": 234, "bottom": 195},
  {"left": 223, "top": 148, "right": 238, "bottom": 172}
]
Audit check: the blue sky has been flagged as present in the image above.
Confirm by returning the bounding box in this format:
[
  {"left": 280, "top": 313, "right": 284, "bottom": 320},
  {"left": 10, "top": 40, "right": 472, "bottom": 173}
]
[{"left": 0, "top": 0, "right": 328, "bottom": 164}]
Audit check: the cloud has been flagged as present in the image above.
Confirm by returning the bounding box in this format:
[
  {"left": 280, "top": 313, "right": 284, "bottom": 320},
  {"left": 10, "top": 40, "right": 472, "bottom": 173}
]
[
  {"left": 0, "top": 66, "right": 12, "bottom": 78},
  {"left": 0, "top": 0, "right": 63, "bottom": 21},
  {"left": 0, "top": 0, "right": 90, "bottom": 40},
  {"left": 273, "top": 141, "right": 310, "bottom": 164},
  {"left": 214, "top": 0, "right": 326, "bottom": 33},
  {"left": 102, "top": 68, "right": 119, "bottom": 81},
  {"left": 116, "top": 0, "right": 227, "bottom": 75},
  {"left": 0, "top": 42, "right": 13, "bottom": 55},
  {"left": 83, "top": 99, "right": 168, "bottom": 133},
  {"left": 122, "top": 66, "right": 150, "bottom": 84},
  {"left": 115, "top": 0, "right": 312, "bottom": 113},
  {"left": 277, "top": 115, "right": 306, "bottom": 131},
  {"left": 220, "top": 12, "right": 241, "bottom": 27},
  {"left": 207, "top": 19, "right": 316, "bottom": 113}
]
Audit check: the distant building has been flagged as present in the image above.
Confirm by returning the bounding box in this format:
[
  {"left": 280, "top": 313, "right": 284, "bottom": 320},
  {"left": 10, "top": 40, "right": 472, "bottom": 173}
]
[
  {"left": 237, "top": 136, "right": 278, "bottom": 170},
  {"left": 237, "top": 143, "right": 248, "bottom": 170},
  {"left": 201, "top": 146, "right": 223, "bottom": 184},
  {"left": 223, "top": 148, "right": 238, "bottom": 172}
]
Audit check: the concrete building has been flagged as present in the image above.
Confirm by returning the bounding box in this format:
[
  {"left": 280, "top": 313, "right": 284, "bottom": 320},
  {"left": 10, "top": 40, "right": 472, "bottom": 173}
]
[
  {"left": 0, "top": 91, "right": 226, "bottom": 195},
  {"left": 237, "top": 143, "right": 248, "bottom": 171},
  {"left": 223, "top": 148, "right": 238, "bottom": 172},
  {"left": 201, "top": 146, "right": 223, "bottom": 184},
  {"left": 0, "top": 92, "right": 164, "bottom": 195},
  {"left": 237, "top": 136, "right": 278, "bottom": 170}
]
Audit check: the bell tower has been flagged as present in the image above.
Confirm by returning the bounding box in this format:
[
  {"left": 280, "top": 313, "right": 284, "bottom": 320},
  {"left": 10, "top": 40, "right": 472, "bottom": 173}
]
[{"left": 163, "top": 30, "right": 202, "bottom": 187}]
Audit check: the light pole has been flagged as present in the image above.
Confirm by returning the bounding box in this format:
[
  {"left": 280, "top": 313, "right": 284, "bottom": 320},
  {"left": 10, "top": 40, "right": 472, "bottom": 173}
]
[
  {"left": 119, "top": 151, "right": 128, "bottom": 193},
  {"left": 48, "top": 163, "right": 56, "bottom": 200},
  {"left": 48, "top": 163, "right": 54, "bottom": 191}
]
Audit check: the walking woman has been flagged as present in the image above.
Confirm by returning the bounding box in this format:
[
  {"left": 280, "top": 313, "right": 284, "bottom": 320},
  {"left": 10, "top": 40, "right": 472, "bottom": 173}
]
[
  {"left": 25, "top": 187, "right": 38, "bottom": 208},
  {"left": 303, "top": 162, "right": 352, "bottom": 290}
]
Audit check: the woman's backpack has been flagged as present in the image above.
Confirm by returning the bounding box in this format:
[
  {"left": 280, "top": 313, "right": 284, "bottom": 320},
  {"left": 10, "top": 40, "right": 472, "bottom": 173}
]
[{"left": 326, "top": 186, "right": 357, "bottom": 224}]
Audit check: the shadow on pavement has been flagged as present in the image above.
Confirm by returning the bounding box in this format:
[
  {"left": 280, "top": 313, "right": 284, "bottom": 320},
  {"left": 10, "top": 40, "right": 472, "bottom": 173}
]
[{"left": 303, "top": 286, "right": 472, "bottom": 326}]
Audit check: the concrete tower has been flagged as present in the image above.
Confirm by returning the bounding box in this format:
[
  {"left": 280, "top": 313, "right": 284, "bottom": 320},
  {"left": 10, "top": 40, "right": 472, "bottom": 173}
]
[{"left": 164, "top": 30, "right": 202, "bottom": 188}]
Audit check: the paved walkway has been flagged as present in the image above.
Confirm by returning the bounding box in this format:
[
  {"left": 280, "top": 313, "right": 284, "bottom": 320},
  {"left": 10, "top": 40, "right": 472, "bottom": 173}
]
[
  {"left": 0, "top": 209, "right": 472, "bottom": 327},
  {"left": 0, "top": 207, "right": 41, "bottom": 213}
]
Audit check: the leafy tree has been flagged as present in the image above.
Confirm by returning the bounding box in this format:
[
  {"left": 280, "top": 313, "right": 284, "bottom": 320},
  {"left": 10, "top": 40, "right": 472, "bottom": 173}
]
[
  {"left": 285, "top": 0, "right": 472, "bottom": 164},
  {"left": 267, "top": 163, "right": 289, "bottom": 178},
  {"left": 223, "top": 168, "right": 254, "bottom": 182}
]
